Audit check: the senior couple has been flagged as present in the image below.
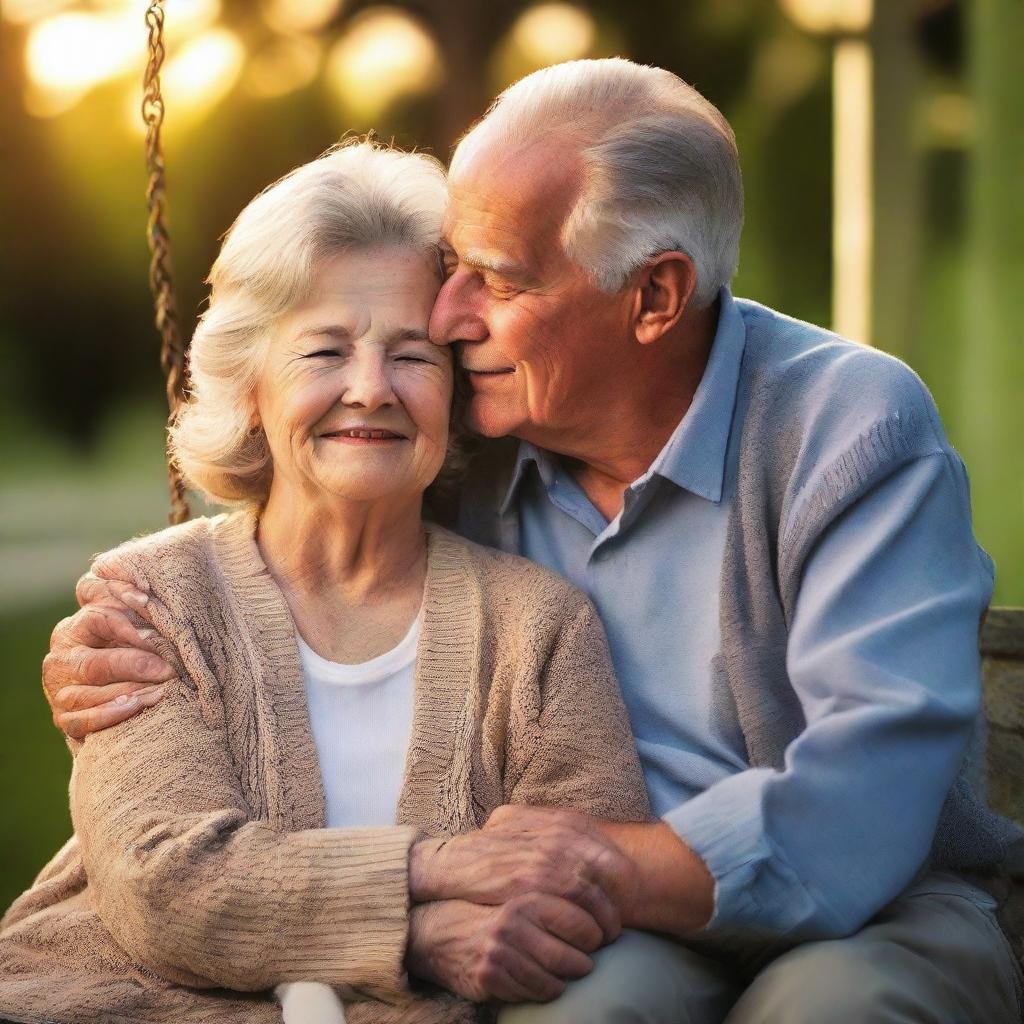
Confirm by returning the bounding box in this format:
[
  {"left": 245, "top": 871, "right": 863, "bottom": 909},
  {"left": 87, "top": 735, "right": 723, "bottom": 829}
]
[{"left": 1, "top": 58, "right": 1021, "bottom": 1024}]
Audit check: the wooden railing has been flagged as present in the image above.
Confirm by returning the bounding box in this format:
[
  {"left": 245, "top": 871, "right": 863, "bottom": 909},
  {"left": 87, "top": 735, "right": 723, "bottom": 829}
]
[{"left": 982, "top": 608, "right": 1024, "bottom": 827}]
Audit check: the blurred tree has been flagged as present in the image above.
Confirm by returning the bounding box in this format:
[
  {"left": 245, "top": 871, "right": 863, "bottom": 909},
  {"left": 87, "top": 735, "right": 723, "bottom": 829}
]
[
  {"left": 961, "top": 0, "right": 1024, "bottom": 601},
  {"left": 0, "top": 0, "right": 1018, "bottom": 597},
  {"left": 871, "top": 0, "right": 923, "bottom": 360},
  {"left": 414, "top": 0, "right": 524, "bottom": 147}
]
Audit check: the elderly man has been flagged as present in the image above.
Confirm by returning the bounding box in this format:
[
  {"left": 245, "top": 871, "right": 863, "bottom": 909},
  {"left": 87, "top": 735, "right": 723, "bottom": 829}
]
[{"left": 41, "top": 59, "right": 1021, "bottom": 1021}]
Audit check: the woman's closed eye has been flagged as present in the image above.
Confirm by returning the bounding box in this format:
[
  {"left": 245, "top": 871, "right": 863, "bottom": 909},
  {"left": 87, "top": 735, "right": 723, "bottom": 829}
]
[{"left": 393, "top": 345, "right": 446, "bottom": 366}]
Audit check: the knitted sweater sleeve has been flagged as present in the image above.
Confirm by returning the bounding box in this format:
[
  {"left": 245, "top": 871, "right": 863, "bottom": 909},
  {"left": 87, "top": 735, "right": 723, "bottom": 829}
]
[
  {"left": 68, "top": 540, "right": 415, "bottom": 997},
  {"left": 668, "top": 451, "right": 992, "bottom": 948},
  {"left": 506, "top": 591, "right": 652, "bottom": 823}
]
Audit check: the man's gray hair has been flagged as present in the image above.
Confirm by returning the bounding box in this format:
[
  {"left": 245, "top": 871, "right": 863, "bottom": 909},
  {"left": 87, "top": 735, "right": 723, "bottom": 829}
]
[
  {"left": 453, "top": 58, "right": 743, "bottom": 308},
  {"left": 171, "top": 139, "right": 448, "bottom": 505}
]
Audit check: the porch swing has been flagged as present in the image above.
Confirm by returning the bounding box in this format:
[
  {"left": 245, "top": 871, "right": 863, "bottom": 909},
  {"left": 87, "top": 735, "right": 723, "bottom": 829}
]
[
  {"left": 133, "top": 11, "right": 1024, "bottom": 881},
  {"left": 141, "top": 0, "right": 189, "bottom": 526}
]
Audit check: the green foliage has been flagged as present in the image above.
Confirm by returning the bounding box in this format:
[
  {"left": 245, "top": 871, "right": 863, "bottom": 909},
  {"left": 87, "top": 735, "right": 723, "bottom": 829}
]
[{"left": 0, "top": 601, "right": 76, "bottom": 915}]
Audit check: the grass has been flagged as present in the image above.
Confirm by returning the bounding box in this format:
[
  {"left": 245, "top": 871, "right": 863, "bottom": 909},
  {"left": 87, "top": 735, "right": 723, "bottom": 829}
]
[
  {"left": 0, "top": 600, "right": 78, "bottom": 914},
  {"left": 0, "top": 401, "right": 184, "bottom": 913}
]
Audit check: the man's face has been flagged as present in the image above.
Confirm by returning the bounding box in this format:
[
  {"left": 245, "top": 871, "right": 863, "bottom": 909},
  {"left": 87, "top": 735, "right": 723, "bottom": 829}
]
[{"left": 429, "top": 139, "right": 634, "bottom": 447}]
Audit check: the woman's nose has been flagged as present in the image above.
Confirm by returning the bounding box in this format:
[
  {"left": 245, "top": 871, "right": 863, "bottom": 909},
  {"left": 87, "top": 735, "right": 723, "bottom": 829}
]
[
  {"left": 429, "top": 271, "right": 488, "bottom": 347},
  {"left": 342, "top": 351, "right": 394, "bottom": 410}
]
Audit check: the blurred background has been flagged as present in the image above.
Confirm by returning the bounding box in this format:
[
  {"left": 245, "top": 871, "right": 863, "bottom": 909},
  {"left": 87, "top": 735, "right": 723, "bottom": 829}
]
[{"left": 1, "top": 0, "right": 1021, "bottom": 910}]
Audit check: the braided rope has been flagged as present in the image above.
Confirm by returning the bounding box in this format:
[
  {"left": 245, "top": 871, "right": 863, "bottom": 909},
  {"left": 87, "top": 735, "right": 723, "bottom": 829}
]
[{"left": 142, "top": 1, "right": 190, "bottom": 524}]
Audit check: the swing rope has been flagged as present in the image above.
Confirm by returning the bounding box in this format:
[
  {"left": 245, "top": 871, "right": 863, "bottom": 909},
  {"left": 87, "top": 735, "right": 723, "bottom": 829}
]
[{"left": 142, "top": 1, "right": 190, "bottom": 525}]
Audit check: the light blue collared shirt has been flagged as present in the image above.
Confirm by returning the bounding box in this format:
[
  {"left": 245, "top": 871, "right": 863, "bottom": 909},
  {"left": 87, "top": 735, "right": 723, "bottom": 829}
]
[{"left": 497, "top": 289, "right": 994, "bottom": 939}]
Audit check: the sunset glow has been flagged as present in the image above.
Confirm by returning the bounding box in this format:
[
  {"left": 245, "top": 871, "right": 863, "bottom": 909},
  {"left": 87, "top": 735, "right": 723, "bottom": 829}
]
[{"left": 325, "top": 8, "right": 441, "bottom": 119}]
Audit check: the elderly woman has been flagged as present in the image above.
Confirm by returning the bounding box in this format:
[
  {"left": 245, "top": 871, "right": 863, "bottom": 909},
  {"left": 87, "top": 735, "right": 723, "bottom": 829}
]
[{"left": 0, "top": 141, "right": 649, "bottom": 1024}]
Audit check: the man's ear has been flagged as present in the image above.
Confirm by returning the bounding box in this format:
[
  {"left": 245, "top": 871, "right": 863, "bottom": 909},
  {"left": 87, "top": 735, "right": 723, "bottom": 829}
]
[{"left": 632, "top": 252, "right": 697, "bottom": 345}]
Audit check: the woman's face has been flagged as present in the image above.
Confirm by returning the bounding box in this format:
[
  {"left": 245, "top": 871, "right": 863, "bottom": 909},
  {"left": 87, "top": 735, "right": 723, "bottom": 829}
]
[{"left": 255, "top": 246, "right": 451, "bottom": 505}]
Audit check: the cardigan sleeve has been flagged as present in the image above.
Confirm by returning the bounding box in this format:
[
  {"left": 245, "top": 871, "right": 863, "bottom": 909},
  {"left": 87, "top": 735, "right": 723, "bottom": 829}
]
[
  {"left": 69, "top": 548, "right": 416, "bottom": 997},
  {"left": 506, "top": 592, "right": 652, "bottom": 823}
]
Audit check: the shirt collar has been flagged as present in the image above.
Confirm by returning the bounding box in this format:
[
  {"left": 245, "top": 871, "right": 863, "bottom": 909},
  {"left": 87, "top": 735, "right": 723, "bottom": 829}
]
[
  {"left": 500, "top": 439, "right": 553, "bottom": 515},
  {"left": 499, "top": 287, "right": 746, "bottom": 513},
  {"left": 648, "top": 287, "right": 746, "bottom": 504}
]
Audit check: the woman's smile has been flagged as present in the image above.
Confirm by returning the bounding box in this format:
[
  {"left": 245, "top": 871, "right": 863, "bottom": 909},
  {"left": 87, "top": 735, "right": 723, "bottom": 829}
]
[
  {"left": 256, "top": 246, "right": 454, "bottom": 504},
  {"left": 319, "top": 425, "right": 410, "bottom": 443}
]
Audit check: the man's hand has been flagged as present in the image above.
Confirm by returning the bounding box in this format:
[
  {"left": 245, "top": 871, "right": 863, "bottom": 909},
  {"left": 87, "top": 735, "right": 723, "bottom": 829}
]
[
  {"left": 480, "top": 805, "right": 716, "bottom": 939},
  {"left": 409, "top": 806, "right": 635, "bottom": 943},
  {"left": 406, "top": 895, "right": 602, "bottom": 1003},
  {"left": 43, "top": 573, "right": 175, "bottom": 740}
]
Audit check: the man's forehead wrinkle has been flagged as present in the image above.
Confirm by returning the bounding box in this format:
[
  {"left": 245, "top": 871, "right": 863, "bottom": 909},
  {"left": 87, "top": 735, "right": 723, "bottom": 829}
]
[
  {"left": 447, "top": 160, "right": 583, "bottom": 279},
  {"left": 453, "top": 136, "right": 585, "bottom": 209},
  {"left": 445, "top": 188, "right": 537, "bottom": 271}
]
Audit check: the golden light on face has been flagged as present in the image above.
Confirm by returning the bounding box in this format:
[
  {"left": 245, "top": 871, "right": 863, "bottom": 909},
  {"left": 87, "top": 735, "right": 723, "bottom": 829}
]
[
  {"left": 325, "top": 7, "right": 442, "bottom": 120},
  {"left": 260, "top": 0, "right": 343, "bottom": 35},
  {"left": 509, "top": 3, "right": 596, "bottom": 66},
  {"left": 431, "top": 142, "right": 632, "bottom": 447}
]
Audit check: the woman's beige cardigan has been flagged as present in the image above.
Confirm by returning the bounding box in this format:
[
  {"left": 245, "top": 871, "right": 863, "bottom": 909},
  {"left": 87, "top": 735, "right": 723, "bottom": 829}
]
[{"left": 0, "top": 510, "right": 650, "bottom": 1024}]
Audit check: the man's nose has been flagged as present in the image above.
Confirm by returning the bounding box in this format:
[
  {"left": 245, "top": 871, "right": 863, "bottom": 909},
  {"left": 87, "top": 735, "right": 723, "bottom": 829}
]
[
  {"left": 342, "top": 350, "right": 394, "bottom": 410},
  {"left": 429, "top": 271, "right": 488, "bottom": 348}
]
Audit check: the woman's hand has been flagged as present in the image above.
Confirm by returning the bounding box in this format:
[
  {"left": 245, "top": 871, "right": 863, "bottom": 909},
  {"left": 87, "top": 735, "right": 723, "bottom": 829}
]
[
  {"left": 43, "top": 573, "right": 175, "bottom": 740},
  {"left": 406, "top": 895, "right": 602, "bottom": 1003},
  {"left": 409, "top": 805, "right": 636, "bottom": 944}
]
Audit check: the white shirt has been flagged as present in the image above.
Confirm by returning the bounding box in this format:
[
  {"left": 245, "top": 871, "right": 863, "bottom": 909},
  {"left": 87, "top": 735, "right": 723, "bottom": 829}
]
[{"left": 297, "top": 614, "right": 418, "bottom": 828}]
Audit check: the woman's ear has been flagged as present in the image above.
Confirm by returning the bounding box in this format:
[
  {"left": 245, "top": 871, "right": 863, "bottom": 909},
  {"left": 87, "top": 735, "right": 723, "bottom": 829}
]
[
  {"left": 245, "top": 396, "right": 263, "bottom": 435},
  {"left": 633, "top": 251, "right": 697, "bottom": 345}
]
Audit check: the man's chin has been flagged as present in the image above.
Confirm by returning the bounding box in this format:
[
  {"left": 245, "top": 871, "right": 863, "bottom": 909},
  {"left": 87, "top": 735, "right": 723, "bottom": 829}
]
[{"left": 465, "top": 400, "right": 521, "bottom": 440}]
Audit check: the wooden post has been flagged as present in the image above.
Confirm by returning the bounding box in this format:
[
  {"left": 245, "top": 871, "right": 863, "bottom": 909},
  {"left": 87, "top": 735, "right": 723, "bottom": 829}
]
[
  {"left": 831, "top": 34, "right": 873, "bottom": 344},
  {"left": 416, "top": 0, "right": 524, "bottom": 153}
]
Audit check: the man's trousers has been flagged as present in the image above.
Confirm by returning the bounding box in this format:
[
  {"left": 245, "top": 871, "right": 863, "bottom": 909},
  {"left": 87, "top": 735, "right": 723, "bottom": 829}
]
[{"left": 498, "top": 871, "right": 1023, "bottom": 1023}]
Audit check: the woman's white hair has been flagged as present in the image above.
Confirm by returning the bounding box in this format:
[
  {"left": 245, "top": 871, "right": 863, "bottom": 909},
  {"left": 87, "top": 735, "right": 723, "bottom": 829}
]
[
  {"left": 170, "top": 139, "right": 448, "bottom": 506},
  {"left": 452, "top": 58, "right": 743, "bottom": 309}
]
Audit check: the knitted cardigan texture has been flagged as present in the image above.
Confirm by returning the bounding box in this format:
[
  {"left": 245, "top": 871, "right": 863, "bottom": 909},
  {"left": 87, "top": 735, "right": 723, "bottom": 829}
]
[{"left": 0, "top": 510, "right": 650, "bottom": 1024}]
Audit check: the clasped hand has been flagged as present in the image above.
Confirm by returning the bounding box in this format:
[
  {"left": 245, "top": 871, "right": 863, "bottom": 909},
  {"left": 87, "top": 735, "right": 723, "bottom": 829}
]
[{"left": 406, "top": 805, "right": 636, "bottom": 1004}]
